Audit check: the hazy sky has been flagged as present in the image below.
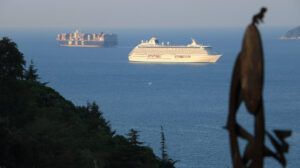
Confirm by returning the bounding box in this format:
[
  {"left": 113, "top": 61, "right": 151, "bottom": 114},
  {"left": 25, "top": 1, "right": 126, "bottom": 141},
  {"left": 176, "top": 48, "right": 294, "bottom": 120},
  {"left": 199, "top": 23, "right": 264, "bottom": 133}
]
[{"left": 0, "top": 0, "right": 299, "bottom": 28}]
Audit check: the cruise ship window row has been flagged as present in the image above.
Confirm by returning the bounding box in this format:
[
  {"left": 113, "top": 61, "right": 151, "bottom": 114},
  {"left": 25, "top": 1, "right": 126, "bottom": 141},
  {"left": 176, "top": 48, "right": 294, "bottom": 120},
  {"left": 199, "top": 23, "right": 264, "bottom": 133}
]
[
  {"left": 135, "top": 49, "right": 206, "bottom": 52},
  {"left": 134, "top": 50, "right": 207, "bottom": 54}
]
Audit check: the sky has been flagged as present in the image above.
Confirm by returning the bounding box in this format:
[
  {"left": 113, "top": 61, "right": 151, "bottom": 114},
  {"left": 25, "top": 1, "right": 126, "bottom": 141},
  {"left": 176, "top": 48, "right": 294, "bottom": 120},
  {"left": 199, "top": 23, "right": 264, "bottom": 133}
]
[{"left": 0, "top": 0, "right": 299, "bottom": 28}]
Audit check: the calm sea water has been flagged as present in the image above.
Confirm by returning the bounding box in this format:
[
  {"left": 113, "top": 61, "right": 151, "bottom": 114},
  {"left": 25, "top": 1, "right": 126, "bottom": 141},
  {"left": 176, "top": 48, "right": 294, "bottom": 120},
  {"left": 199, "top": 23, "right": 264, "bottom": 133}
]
[{"left": 1, "top": 27, "right": 300, "bottom": 168}]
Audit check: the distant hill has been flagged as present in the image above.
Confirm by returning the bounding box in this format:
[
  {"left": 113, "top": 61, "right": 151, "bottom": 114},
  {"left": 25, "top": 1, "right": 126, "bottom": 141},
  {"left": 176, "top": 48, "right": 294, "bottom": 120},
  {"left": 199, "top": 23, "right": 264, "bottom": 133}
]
[{"left": 280, "top": 26, "right": 300, "bottom": 40}]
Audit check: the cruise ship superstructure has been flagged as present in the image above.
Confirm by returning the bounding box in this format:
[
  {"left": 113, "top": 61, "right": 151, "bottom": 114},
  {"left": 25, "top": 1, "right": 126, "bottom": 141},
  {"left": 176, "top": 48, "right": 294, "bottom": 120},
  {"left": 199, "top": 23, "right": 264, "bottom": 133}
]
[{"left": 128, "top": 37, "right": 221, "bottom": 63}]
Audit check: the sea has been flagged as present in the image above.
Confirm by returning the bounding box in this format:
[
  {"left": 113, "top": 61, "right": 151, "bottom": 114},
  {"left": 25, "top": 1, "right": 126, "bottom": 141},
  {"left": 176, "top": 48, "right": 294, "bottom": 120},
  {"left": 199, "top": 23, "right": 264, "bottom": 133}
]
[{"left": 1, "top": 27, "right": 299, "bottom": 168}]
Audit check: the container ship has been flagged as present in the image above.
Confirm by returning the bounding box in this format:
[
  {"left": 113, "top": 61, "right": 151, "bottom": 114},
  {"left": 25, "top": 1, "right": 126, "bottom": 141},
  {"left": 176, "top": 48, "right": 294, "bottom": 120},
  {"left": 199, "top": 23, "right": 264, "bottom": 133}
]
[
  {"left": 56, "top": 30, "right": 118, "bottom": 47},
  {"left": 128, "top": 37, "right": 221, "bottom": 63}
]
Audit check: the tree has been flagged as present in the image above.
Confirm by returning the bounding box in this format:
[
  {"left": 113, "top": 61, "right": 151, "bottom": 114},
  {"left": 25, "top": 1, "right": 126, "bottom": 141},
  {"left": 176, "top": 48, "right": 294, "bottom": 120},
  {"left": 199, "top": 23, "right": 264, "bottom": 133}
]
[
  {"left": 127, "top": 129, "right": 143, "bottom": 146},
  {"left": 0, "top": 37, "right": 25, "bottom": 81},
  {"left": 86, "top": 101, "right": 115, "bottom": 136},
  {"left": 160, "top": 126, "right": 167, "bottom": 161},
  {"left": 87, "top": 101, "right": 102, "bottom": 118},
  {"left": 159, "top": 126, "right": 177, "bottom": 168},
  {"left": 24, "top": 60, "right": 39, "bottom": 81}
]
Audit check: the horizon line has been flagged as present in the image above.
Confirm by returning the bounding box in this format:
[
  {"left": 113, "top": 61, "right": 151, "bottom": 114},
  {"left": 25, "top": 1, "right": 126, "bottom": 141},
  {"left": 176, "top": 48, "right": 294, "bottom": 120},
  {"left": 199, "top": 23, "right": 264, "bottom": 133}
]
[{"left": 0, "top": 25, "right": 297, "bottom": 30}]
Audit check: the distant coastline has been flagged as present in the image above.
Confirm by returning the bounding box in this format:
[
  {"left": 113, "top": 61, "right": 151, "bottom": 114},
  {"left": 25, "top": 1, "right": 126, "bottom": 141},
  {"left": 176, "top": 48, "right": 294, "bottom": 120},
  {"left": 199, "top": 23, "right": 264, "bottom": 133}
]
[{"left": 280, "top": 26, "right": 300, "bottom": 40}]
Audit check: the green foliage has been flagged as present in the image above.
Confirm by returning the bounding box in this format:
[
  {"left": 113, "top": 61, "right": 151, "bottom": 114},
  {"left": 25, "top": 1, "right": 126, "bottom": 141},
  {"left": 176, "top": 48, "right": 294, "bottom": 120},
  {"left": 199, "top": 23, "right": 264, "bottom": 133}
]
[
  {"left": 160, "top": 126, "right": 167, "bottom": 160},
  {"left": 159, "top": 126, "right": 177, "bottom": 168},
  {"left": 24, "top": 60, "right": 39, "bottom": 81},
  {"left": 0, "top": 37, "right": 25, "bottom": 80},
  {"left": 0, "top": 37, "right": 175, "bottom": 168},
  {"left": 127, "top": 128, "right": 144, "bottom": 146}
]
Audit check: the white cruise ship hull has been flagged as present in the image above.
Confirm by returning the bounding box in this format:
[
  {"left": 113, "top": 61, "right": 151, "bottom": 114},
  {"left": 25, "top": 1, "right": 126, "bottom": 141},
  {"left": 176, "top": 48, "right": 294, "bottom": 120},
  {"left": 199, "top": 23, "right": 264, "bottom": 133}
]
[
  {"left": 129, "top": 54, "right": 221, "bottom": 63},
  {"left": 128, "top": 37, "right": 222, "bottom": 63}
]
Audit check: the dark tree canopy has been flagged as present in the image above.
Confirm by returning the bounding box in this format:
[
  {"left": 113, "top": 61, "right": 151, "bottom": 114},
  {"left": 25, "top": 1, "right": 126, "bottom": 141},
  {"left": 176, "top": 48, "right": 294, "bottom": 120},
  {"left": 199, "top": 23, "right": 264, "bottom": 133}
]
[
  {"left": 159, "top": 126, "right": 177, "bottom": 168},
  {"left": 0, "top": 37, "right": 25, "bottom": 80},
  {"left": 127, "top": 128, "right": 144, "bottom": 146},
  {"left": 160, "top": 126, "right": 167, "bottom": 161},
  {"left": 24, "top": 60, "right": 39, "bottom": 81}
]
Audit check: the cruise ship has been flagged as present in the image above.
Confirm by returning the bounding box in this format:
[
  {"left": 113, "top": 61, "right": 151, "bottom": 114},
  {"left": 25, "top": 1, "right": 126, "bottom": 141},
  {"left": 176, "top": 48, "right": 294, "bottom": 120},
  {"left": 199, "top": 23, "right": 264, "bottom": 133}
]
[
  {"left": 57, "top": 30, "right": 117, "bottom": 47},
  {"left": 128, "top": 37, "right": 221, "bottom": 63}
]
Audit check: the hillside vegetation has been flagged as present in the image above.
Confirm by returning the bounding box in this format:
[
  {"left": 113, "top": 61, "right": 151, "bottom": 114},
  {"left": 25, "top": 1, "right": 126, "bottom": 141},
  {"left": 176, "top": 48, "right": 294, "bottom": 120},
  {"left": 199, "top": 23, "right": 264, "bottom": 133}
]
[{"left": 0, "top": 37, "right": 176, "bottom": 168}]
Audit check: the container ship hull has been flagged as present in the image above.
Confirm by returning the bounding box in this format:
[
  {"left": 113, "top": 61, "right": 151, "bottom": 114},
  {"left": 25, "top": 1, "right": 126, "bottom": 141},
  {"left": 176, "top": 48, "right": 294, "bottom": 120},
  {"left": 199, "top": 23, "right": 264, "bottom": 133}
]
[
  {"left": 58, "top": 40, "right": 117, "bottom": 47},
  {"left": 57, "top": 30, "right": 117, "bottom": 47}
]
